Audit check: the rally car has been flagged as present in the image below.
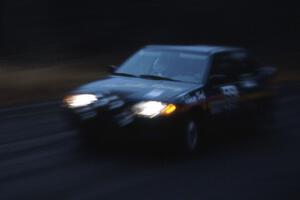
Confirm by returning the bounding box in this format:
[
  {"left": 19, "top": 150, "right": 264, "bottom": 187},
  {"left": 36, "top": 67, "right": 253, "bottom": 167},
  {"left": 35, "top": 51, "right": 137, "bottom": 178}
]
[{"left": 63, "top": 45, "right": 277, "bottom": 152}]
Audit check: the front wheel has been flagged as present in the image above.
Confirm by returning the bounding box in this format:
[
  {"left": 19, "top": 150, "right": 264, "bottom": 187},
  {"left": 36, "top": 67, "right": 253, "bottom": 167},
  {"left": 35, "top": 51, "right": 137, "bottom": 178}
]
[
  {"left": 185, "top": 120, "right": 199, "bottom": 152},
  {"left": 172, "top": 119, "right": 201, "bottom": 154}
]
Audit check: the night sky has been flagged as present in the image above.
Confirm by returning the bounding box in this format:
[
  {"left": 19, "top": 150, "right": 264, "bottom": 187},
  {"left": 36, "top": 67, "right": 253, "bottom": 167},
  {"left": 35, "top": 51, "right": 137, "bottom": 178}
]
[{"left": 1, "top": 0, "right": 299, "bottom": 54}]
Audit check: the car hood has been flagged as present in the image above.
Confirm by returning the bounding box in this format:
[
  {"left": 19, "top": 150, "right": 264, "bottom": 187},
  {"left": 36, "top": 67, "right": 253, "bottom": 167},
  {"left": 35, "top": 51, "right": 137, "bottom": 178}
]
[{"left": 73, "top": 76, "right": 201, "bottom": 103}]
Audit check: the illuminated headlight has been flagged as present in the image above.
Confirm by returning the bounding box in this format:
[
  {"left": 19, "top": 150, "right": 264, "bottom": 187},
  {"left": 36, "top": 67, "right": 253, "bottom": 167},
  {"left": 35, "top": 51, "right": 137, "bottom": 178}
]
[
  {"left": 63, "top": 94, "right": 97, "bottom": 108},
  {"left": 132, "top": 101, "right": 176, "bottom": 118}
]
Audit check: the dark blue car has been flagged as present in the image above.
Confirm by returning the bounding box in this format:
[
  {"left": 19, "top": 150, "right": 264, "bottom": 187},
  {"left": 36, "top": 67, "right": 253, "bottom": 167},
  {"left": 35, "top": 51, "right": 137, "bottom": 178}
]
[{"left": 63, "top": 45, "right": 277, "bottom": 152}]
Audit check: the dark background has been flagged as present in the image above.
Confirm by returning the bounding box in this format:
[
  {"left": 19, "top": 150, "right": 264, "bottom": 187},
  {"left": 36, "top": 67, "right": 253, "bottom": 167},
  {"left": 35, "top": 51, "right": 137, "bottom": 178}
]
[{"left": 1, "top": 0, "right": 299, "bottom": 57}]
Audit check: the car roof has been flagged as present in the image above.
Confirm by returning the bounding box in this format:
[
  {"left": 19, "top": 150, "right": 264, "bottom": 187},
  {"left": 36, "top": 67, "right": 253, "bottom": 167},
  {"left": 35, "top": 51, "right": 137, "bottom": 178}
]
[{"left": 144, "top": 45, "right": 245, "bottom": 55}]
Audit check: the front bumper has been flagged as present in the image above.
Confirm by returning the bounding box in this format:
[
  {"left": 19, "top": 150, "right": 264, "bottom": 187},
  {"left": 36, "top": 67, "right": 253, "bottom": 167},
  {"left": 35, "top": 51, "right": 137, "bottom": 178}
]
[{"left": 63, "top": 106, "right": 185, "bottom": 141}]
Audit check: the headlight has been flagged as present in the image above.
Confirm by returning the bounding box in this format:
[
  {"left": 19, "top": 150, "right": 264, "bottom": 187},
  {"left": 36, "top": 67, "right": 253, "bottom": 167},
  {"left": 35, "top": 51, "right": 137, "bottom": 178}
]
[
  {"left": 63, "top": 94, "right": 97, "bottom": 108},
  {"left": 132, "top": 101, "right": 176, "bottom": 118}
]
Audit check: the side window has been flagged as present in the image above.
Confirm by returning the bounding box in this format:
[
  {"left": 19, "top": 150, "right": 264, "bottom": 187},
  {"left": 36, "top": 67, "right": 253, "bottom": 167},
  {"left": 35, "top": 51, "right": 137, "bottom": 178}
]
[
  {"left": 230, "top": 51, "right": 260, "bottom": 75},
  {"left": 209, "top": 51, "right": 261, "bottom": 86},
  {"left": 210, "top": 53, "right": 239, "bottom": 83}
]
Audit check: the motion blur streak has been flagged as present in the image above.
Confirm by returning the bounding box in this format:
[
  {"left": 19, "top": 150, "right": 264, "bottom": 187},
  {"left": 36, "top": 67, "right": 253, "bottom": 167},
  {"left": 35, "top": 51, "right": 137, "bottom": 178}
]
[{"left": 0, "top": 83, "right": 299, "bottom": 199}]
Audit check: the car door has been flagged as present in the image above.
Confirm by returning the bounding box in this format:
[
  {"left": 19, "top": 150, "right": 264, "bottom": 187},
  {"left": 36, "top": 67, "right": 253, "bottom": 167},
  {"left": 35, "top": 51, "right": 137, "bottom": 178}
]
[
  {"left": 234, "top": 51, "right": 270, "bottom": 109},
  {"left": 206, "top": 52, "right": 241, "bottom": 116}
]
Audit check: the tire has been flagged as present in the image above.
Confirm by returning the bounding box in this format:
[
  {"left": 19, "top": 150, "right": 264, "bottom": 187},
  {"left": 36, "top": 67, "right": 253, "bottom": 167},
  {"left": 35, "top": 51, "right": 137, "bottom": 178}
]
[
  {"left": 185, "top": 120, "right": 200, "bottom": 153},
  {"left": 173, "top": 119, "right": 200, "bottom": 154}
]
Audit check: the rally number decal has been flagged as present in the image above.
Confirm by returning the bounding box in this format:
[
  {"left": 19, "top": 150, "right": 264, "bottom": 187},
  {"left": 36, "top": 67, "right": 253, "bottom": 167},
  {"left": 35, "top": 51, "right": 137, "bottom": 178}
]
[
  {"left": 184, "top": 91, "right": 206, "bottom": 104},
  {"left": 220, "top": 85, "right": 239, "bottom": 110}
]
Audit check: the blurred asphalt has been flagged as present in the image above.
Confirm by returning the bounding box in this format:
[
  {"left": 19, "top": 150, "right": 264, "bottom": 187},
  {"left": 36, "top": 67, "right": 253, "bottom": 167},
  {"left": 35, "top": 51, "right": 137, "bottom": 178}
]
[{"left": 0, "top": 82, "right": 299, "bottom": 200}]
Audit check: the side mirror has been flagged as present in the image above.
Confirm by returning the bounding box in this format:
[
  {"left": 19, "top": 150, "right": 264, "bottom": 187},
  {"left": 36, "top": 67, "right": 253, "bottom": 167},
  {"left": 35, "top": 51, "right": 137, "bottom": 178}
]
[
  {"left": 208, "top": 74, "right": 227, "bottom": 87},
  {"left": 108, "top": 65, "right": 118, "bottom": 73}
]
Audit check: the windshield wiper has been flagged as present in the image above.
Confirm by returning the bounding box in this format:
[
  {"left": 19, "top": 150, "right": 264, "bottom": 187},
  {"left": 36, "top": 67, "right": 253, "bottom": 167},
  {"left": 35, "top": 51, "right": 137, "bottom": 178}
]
[
  {"left": 112, "top": 72, "right": 138, "bottom": 78},
  {"left": 139, "top": 74, "right": 181, "bottom": 82}
]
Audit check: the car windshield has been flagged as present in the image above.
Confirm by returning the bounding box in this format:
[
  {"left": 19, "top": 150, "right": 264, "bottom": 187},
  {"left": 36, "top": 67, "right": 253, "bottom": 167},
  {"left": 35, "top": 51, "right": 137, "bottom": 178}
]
[{"left": 115, "top": 49, "right": 209, "bottom": 84}]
